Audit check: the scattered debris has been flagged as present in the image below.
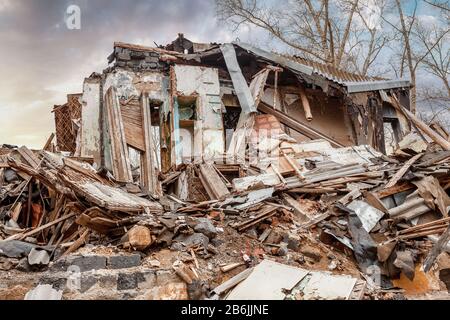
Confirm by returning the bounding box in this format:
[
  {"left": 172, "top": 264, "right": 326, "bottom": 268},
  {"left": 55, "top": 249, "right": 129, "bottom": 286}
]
[{"left": 1, "top": 35, "right": 450, "bottom": 300}]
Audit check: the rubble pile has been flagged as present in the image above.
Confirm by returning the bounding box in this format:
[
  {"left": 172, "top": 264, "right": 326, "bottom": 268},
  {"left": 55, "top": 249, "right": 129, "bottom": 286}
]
[
  {"left": 1, "top": 124, "right": 450, "bottom": 300},
  {"left": 1, "top": 36, "right": 449, "bottom": 300}
]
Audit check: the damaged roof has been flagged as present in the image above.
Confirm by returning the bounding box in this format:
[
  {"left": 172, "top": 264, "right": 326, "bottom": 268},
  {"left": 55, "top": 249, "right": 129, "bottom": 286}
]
[
  {"left": 233, "top": 42, "right": 411, "bottom": 93},
  {"left": 110, "top": 38, "right": 410, "bottom": 94}
]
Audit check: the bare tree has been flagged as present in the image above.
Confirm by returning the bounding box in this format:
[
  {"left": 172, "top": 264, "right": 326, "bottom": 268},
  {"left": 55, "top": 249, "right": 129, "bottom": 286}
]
[
  {"left": 216, "top": 0, "right": 449, "bottom": 118},
  {"left": 216, "top": 0, "right": 391, "bottom": 75},
  {"left": 393, "top": 0, "right": 419, "bottom": 113},
  {"left": 377, "top": 0, "right": 448, "bottom": 114},
  {"left": 423, "top": 0, "right": 450, "bottom": 13},
  {"left": 418, "top": 86, "right": 450, "bottom": 131},
  {"left": 417, "top": 26, "right": 450, "bottom": 97}
]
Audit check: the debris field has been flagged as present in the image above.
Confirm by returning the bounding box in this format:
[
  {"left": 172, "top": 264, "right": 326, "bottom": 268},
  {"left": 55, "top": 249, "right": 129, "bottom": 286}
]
[{"left": 1, "top": 35, "right": 449, "bottom": 300}]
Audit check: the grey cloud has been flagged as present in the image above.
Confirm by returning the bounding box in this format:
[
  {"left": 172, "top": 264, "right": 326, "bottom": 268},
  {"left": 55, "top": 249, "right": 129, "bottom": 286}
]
[{"left": 0, "top": 0, "right": 226, "bottom": 148}]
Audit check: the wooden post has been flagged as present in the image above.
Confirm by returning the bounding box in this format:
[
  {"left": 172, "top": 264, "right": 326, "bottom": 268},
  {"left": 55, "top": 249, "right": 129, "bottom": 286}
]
[
  {"left": 392, "top": 95, "right": 450, "bottom": 150},
  {"left": 299, "top": 86, "right": 313, "bottom": 121}
]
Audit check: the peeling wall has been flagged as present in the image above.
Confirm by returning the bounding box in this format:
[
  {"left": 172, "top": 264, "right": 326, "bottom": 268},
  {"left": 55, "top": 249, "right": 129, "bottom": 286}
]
[
  {"left": 80, "top": 78, "right": 102, "bottom": 166},
  {"left": 102, "top": 68, "right": 168, "bottom": 171},
  {"left": 173, "top": 65, "right": 224, "bottom": 163},
  {"left": 104, "top": 69, "right": 165, "bottom": 101},
  {"left": 262, "top": 88, "right": 354, "bottom": 146}
]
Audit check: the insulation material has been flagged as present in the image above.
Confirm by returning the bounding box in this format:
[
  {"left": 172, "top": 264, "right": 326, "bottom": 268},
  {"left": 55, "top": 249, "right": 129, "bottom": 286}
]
[
  {"left": 226, "top": 259, "right": 309, "bottom": 300},
  {"left": 299, "top": 272, "right": 357, "bottom": 300}
]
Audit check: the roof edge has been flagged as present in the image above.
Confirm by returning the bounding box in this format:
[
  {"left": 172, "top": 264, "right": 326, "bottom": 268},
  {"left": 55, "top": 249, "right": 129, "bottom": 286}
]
[
  {"left": 345, "top": 79, "right": 411, "bottom": 93},
  {"left": 232, "top": 42, "right": 314, "bottom": 76}
]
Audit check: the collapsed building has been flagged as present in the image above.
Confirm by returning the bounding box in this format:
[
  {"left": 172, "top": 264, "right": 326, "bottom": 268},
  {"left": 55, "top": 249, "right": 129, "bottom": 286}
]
[
  {"left": 56, "top": 34, "right": 413, "bottom": 192},
  {"left": 1, "top": 34, "right": 450, "bottom": 300}
]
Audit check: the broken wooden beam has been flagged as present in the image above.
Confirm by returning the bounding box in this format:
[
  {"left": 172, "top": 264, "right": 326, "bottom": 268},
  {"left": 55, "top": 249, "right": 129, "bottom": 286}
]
[
  {"left": 258, "top": 102, "right": 344, "bottom": 148},
  {"left": 384, "top": 153, "right": 423, "bottom": 188},
  {"left": 298, "top": 86, "right": 312, "bottom": 121},
  {"left": 422, "top": 225, "right": 450, "bottom": 272},
  {"left": 199, "top": 164, "right": 230, "bottom": 200}
]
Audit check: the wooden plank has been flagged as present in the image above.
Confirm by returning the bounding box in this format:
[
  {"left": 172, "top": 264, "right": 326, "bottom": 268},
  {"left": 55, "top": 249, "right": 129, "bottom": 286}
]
[
  {"left": 299, "top": 212, "right": 331, "bottom": 229},
  {"left": 212, "top": 268, "right": 254, "bottom": 295},
  {"left": 398, "top": 217, "right": 450, "bottom": 235},
  {"left": 235, "top": 205, "right": 278, "bottom": 231},
  {"left": 363, "top": 191, "right": 389, "bottom": 214},
  {"left": 375, "top": 182, "right": 414, "bottom": 199},
  {"left": 418, "top": 151, "right": 450, "bottom": 167},
  {"left": 18, "top": 146, "right": 40, "bottom": 168},
  {"left": 63, "top": 228, "right": 89, "bottom": 256},
  {"left": 258, "top": 103, "right": 345, "bottom": 148},
  {"left": 6, "top": 211, "right": 77, "bottom": 241},
  {"left": 282, "top": 194, "right": 310, "bottom": 221},
  {"left": 423, "top": 225, "right": 450, "bottom": 272},
  {"left": 43, "top": 133, "right": 55, "bottom": 151},
  {"left": 338, "top": 188, "right": 361, "bottom": 206},
  {"left": 282, "top": 152, "right": 304, "bottom": 180},
  {"left": 199, "top": 164, "right": 230, "bottom": 200},
  {"left": 392, "top": 95, "right": 450, "bottom": 151},
  {"left": 104, "top": 87, "right": 133, "bottom": 182},
  {"left": 397, "top": 227, "right": 447, "bottom": 240},
  {"left": 384, "top": 153, "right": 423, "bottom": 188},
  {"left": 140, "top": 93, "right": 160, "bottom": 197},
  {"left": 430, "top": 122, "right": 450, "bottom": 140},
  {"left": 10, "top": 202, "right": 22, "bottom": 222},
  {"left": 75, "top": 213, "right": 112, "bottom": 235},
  {"left": 298, "top": 86, "right": 312, "bottom": 121},
  {"left": 120, "top": 99, "right": 145, "bottom": 151}
]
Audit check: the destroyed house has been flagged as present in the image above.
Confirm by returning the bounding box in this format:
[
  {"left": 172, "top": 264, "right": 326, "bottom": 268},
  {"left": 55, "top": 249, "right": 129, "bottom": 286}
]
[
  {"left": 54, "top": 35, "right": 412, "bottom": 196},
  {"left": 5, "top": 36, "right": 450, "bottom": 299}
]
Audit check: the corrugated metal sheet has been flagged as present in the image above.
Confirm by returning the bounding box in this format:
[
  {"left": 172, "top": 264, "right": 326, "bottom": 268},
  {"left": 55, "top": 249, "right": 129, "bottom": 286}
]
[
  {"left": 344, "top": 79, "right": 411, "bottom": 93},
  {"left": 234, "top": 43, "right": 411, "bottom": 93},
  {"left": 284, "top": 54, "right": 410, "bottom": 92},
  {"left": 233, "top": 42, "right": 314, "bottom": 76},
  {"left": 284, "top": 55, "right": 378, "bottom": 83}
]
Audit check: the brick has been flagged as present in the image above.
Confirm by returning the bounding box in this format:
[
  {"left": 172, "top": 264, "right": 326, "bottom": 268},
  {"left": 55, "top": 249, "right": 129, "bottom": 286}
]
[
  {"left": 80, "top": 275, "right": 97, "bottom": 293},
  {"left": 39, "top": 276, "right": 67, "bottom": 291},
  {"left": 137, "top": 271, "right": 157, "bottom": 290},
  {"left": 51, "top": 255, "right": 107, "bottom": 272},
  {"left": 145, "top": 56, "right": 159, "bottom": 63},
  {"left": 117, "top": 272, "right": 145, "bottom": 291},
  {"left": 117, "top": 52, "right": 131, "bottom": 61},
  {"left": 117, "top": 273, "right": 138, "bottom": 290},
  {"left": 107, "top": 254, "right": 141, "bottom": 269}
]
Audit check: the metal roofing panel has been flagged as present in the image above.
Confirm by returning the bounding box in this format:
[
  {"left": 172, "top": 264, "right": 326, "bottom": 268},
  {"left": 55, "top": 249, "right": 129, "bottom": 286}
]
[
  {"left": 220, "top": 44, "right": 257, "bottom": 113},
  {"left": 233, "top": 42, "right": 314, "bottom": 76},
  {"left": 345, "top": 79, "right": 411, "bottom": 93}
]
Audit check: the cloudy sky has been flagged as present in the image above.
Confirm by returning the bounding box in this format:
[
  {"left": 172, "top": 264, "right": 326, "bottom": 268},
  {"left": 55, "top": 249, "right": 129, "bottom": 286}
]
[
  {"left": 0, "top": 0, "right": 269, "bottom": 148},
  {"left": 0, "top": 0, "right": 446, "bottom": 148}
]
